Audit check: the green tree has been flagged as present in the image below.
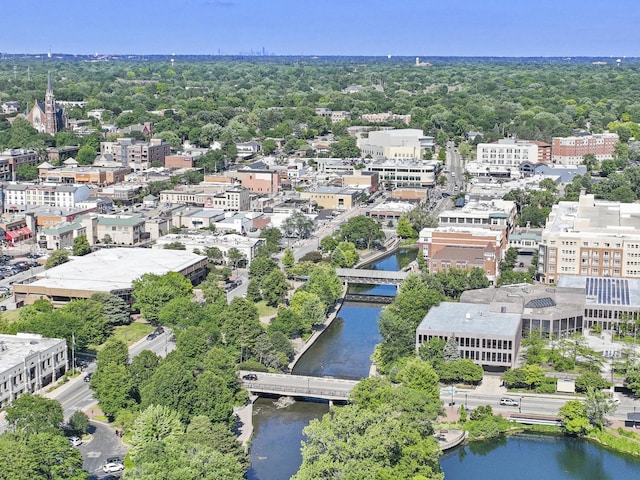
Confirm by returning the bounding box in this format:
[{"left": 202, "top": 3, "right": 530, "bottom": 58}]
[
  {"left": 584, "top": 386, "right": 616, "bottom": 430},
  {"left": 261, "top": 268, "right": 290, "bottom": 307},
  {"left": 295, "top": 404, "right": 443, "bottom": 480},
  {"left": 5, "top": 394, "right": 63, "bottom": 437},
  {"left": 90, "top": 292, "right": 131, "bottom": 326},
  {"left": 75, "top": 144, "right": 97, "bottom": 165},
  {"left": 282, "top": 211, "right": 314, "bottom": 239},
  {"left": 337, "top": 215, "right": 385, "bottom": 249},
  {"left": 396, "top": 358, "right": 441, "bottom": 402},
  {"left": 329, "top": 137, "right": 360, "bottom": 158},
  {"left": 442, "top": 335, "right": 461, "bottom": 361},
  {"left": 72, "top": 235, "right": 91, "bottom": 256},
  {"left": 45, "top": 249, "right": 70, "bottom": 269},
  {"left": 282, "top": 247, "right": 295, "bottom": 268},
  {"left": 300, "top": 263, "right": 343, "bottom": 308},
  {"left": 559, "top": 400, "right": 591, "bottom": 436},
  {"left": 91, "top": 363, "right": 135, "bottom": 419},
  {"left": 396, "top": 216, "right": 417, "bottom": 239},
  {"left": 68, "top": 410, "right": 90, "bottom": 435},
  {"left": 575, "top": 371, "right": 610, "bottom": 393},
  {"left": 15, "top": 164, "right": 38, "bottom": 181},
  {"left": 289, "top": 290, "right": 326, "bottom": 330},
  {"left": 132, "top": 272, "right": 193, "bottom": 323},
  {"left": 163, "top": 241, "right": 186, "bottom": 250},
  {"left": 129, "top": 404, "right": 184, "bottom": 462}
]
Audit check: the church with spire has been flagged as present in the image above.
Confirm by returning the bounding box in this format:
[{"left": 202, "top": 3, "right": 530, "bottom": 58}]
[{"left": 26, "top": 72, "right": 68, "bottom": 135}]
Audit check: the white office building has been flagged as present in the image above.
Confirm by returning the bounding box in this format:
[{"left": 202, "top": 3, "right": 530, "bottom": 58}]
[{"left": 0, "top": 333, "right": 67, "bottom": 409}]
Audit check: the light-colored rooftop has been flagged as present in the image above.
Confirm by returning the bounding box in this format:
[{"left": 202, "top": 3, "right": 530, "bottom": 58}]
[
  {"left": 0, "top": 333, "right": 65, "bottom": 371},
  {"left": 417, "top": 302, "right": 521, "bottom": 337},
  {"left": 545, "top": 195, "right": 640, "bottom": 234},
  {"left": 28, "top": 248, "right": 206, "bottom": 293}
]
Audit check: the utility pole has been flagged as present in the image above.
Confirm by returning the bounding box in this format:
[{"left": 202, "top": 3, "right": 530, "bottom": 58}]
[{"left": 71, "top": 332, "right": 76, "bottom": 375}]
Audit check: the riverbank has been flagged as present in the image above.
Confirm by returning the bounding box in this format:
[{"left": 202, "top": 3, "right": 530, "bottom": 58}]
[{"left": 287, "top": 285, "right": 347, "bottom": 372}]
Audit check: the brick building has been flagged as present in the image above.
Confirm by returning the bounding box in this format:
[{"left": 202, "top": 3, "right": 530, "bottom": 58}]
[{"left": 551, "top": 133, "right": 618, "bottom": 165}]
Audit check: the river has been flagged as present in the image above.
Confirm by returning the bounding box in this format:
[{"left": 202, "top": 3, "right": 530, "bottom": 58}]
[
  {"left": 441, "top": 433, "right": 640, "bottom": 479},
  {"left": 247, "top": 249, "right": 640, "bottom": 479}
]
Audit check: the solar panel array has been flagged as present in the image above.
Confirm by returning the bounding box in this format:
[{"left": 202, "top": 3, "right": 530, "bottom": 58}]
[
  {"left": 525, "top": 297, "right": 556, "bottom": 309},
  {"left": 585, "top": 277, "right": 630, "bottom": 305}
]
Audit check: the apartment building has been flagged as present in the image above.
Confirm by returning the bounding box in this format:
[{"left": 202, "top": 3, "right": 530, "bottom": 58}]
[
  {"left": 4, "top": 184, "right": 90, "bottom": 212},
  {"left": 361, "top": 112, "right": 411, "bottom": 125},
  {"left": 0, "top": 149, "right": 40, "bottom": 181},
  {"left": 0, "top": 333, "right": 67, "bottom": 409},
  {"left": 100, "top": 138, "right": 171, "bottom": 170},
  {"left": 470, "top": 138, "right": 551, "bottom": 177},
  {"left": 551, "top": 133, "right": 618, "bottom": 165},
  {"left": 539, "top": 194, "right": 640, "bottom": 284}
]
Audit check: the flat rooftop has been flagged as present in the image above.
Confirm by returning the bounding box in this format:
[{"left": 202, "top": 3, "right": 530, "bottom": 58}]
[
  {"left": 26, "top": 248, "right": 206, "bottom": 293},
  {"left": 557, "top": 275, "right": 640, "bottom": 308},
  {"left": 0, "top": 333, "right": 64, "bottom": 370},
  {"left": 417, "top": 302, "right": 521, "bottom": 337}
]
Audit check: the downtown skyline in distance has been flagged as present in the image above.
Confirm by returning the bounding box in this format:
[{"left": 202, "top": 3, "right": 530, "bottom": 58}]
[{"left": 2, "top": 0, "right": 640, "bottom": 58}]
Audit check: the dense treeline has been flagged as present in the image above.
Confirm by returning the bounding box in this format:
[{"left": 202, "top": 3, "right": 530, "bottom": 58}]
[{"left": 3, "top": 59, "right": 640, "bottom": 153}]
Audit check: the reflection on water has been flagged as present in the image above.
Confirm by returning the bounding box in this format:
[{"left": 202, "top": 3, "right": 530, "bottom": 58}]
[
  {"left": 247, "top": 398, "right": 329, "bottom": 480},
  {"left": 441, "top": 434, "right": 640, "bottom": 480}
]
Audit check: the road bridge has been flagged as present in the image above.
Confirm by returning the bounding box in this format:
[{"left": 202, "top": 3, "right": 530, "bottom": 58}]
[
  {"left": 336, "top": 268, "right": 409, "bottom": 286},
  {"left": 343, "top": 293, "right": 395, "bottom": 304},
  {"left": 239, "top": 371, "right": 358, "bottom": 401}
]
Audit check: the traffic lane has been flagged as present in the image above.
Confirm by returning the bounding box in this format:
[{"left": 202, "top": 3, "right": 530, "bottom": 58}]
[
  {"left": 79, "top": 420, "right": 129, "bottom": 479},
  {"left": 128, "top": 328, "right": 175, "bottom": 360}
]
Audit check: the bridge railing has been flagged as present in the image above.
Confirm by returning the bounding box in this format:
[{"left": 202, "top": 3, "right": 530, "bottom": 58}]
[{"left": 245, "top": 382, "right": 352, "bottom": 399}]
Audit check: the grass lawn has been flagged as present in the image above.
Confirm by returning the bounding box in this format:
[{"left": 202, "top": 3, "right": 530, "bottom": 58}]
[
  {"left": 100, "top": 322, "right": 154, "bottom": 349},
  {"left": 1, "top": 308, "right": 20, "bottom": 323},
  {"left": 255, "top": 301, "right": 277, "bottom": 317}
]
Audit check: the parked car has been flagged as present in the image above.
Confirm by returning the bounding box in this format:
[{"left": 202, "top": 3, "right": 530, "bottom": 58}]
[
  {"left": 146, "top": 332, "right": 157, "bottom": 341},
  {"left": 499, "top": 397, "right": 519, "bottom": 406},
  {"left": 106, "top": 457, "right": 122, "bottom": 464},
  {"left": 102, "top": 462, "right": 124, "bottom": 473},
  {"left": 68, "top": 436, "right": 82, "bottom": 447},
  {"left": 242, "top": 373, "right": 258, "bottom": 381}
]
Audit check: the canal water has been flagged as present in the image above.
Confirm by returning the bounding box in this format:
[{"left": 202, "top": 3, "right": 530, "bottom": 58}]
[
  {"left": 248, "top": 249, "right": 415, "bottom": 480},
  {"left": 441, "top": 433, "right": 640, "bottom": 479},
  {"left": 248, "top": 248, "right": 640, "bottom": 479}
]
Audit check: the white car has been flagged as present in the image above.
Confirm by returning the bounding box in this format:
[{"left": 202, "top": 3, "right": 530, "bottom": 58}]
[
  {"left": 499, "top": 397, "right": 519, "bottom": 407},
  {"left": 68, "top": 436, "right": 82, "bottom": 447},
  {"left": 102, "top": 462, "right": 124, "bottom": 473}
]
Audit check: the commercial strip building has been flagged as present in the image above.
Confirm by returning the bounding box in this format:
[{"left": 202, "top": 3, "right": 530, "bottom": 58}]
[
  {"left": 0, "top": 333, "right": 67, "bottom": 409},
  {"left": 438, "top": 199, "right": 517, "bottom": 237},
  {"left": 159, "top": 186, "right": 250, "bottom": 211},
  {"left": 551, "top": 132, "right": 618, "bottom": 165},
  {"left": 538, "top": 194, "right": 640, "bottom": 284},
  {"left": 37, "top": 162, "right": 130, "bottom": 186},
  {"left": 300, "top": 186, "right": 362, "bottom": 210},
  {"left": 13, "top": 248, "right": 209, "bottom": 307},
  {"left": 364, "top": 158, "right": 439, "bottom": 190}
]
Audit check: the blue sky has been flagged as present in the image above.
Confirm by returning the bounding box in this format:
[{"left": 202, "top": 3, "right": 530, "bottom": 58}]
[{"left": 3, "top": 0, "right": 639, "bottom": 56}]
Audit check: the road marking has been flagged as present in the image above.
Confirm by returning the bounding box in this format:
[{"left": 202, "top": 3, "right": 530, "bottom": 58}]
[{"left": 87, "top": 451, "right": 101, "bottom": 458}]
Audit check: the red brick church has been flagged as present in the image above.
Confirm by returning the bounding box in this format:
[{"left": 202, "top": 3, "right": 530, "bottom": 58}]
[{"left": 26, "top": 72, "right": 68, "bottom": 135}]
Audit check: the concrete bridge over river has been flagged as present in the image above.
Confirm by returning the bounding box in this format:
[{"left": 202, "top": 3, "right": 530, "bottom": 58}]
[
  {"left": 335, "top": 268, "right": 409, "bottom": 286},
  {"left": 239, "top": 371, "right": 358, "bottom": 401}
]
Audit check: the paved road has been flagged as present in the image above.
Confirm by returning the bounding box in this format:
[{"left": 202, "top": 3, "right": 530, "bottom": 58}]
[{"left": 78, "top": 420, "right": 128, "bottom": 480}]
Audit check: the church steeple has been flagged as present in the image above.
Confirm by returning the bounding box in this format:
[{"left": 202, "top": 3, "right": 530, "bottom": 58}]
[{"left": 44, "top": 71, "right": 57, "bottom": 135}]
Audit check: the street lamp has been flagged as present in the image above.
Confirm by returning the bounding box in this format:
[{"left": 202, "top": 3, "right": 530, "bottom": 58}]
[
  {"left": 519, "top": 397, "right": 523, "bottom": 413},
  {"left": 465, "top": 393, "right": 468, "bottom": 409}
]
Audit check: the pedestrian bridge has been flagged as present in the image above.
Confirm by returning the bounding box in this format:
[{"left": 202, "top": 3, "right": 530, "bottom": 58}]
[
  {"left": 336, "top": 268, "right": 409, "bottom": 286},
  {"left": 239, "top": 371, "right": 358, "bottom": 401}
]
